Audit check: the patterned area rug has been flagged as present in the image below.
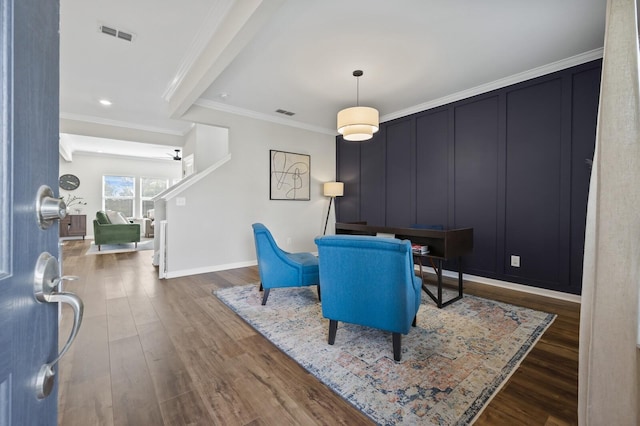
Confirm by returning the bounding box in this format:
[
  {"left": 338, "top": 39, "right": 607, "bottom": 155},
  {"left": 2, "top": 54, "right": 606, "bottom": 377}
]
[
  {"left": 215, "top": 284, "right": 555, "bottom": 425},
  {"left": 84, "top": 238, "right": 154, "bottom": 255}
]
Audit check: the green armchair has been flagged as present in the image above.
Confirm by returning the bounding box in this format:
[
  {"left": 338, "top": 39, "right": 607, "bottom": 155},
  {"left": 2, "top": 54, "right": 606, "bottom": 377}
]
[{"left": 93, "top": 211, "right": 140, "bottom": 250}]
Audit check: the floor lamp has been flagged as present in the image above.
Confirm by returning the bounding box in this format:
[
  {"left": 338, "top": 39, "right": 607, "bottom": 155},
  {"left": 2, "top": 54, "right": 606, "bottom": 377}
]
[{"left": 323, "top": 182, "right": 344, "bottom": 235}]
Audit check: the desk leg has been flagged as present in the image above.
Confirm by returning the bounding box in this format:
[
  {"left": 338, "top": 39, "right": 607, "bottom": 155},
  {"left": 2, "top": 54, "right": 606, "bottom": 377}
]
[
  {"left": 457, "top": 257, "right": 463, "bottom": 299},
  {"left": 419, "top": 257, "right": 441, "bottom": 307},
  {"left": 436, "top": 259, "right": 443, "bottom": 308},
  {"left": 419, "top": 257, "right": 464, "bottom": 309},
  {"left": 417, "top": 256, "right": 425, "bottom": 282}
]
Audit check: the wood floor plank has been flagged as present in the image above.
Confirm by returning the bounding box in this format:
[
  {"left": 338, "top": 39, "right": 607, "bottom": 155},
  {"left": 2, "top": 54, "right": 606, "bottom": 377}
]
[
  {"left": 58, "top": 374, "right": 114, "bottom": 426},
  {"left": 159, "top": 390, "right": 215, "bottom": 426},
  {"left": 65, "top": 315, "right": 111, "bottom": 382},
  {"left": 221, "top": 352, "right": 318, "bottom": 425},
  {"left": 128, "top": 295, "right": 161, "bottom": 326},
  {"left": 110, "top": 335, "right": 164, "bottom": 426},
  {"left": 178, "top": 347, "right": 261, "bottom": 425},
  {"left": 238, "top": 334, "right": 372, "bottom": 425},
  {"left": 106, "top": 297, "right": 138, "bottom": 342},
  {"left": 59, "top": 240, "right": 580, "bottom": 425},
  {"left": 137, "top": 321, "right": 195, "bottom": 403},
  {"left": 103, "top": 271, "right": 127, "bottom": 300}
]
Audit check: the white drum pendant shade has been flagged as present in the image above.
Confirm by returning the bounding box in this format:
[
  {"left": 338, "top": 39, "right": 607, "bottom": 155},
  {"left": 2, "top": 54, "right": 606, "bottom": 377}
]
[{"left": 337, "top": 106, "right": 379, "bottom": 141}]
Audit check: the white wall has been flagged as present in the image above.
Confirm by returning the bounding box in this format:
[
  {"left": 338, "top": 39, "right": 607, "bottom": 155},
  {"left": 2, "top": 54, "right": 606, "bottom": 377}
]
[
  {"left": 59, "top": 153, "right": 182, "bottom": 237},
  {"left": 194, "top": 124, "right": 229, "bottom": 172},
  {"left": 163, "top": 106, "right": 336, "bottom": 277},
  {"left": 182, "top": 126, "right": 197, "bottom": 177},
  {"left": 181, "top": 123, "right": 229, "bottom": 176}
]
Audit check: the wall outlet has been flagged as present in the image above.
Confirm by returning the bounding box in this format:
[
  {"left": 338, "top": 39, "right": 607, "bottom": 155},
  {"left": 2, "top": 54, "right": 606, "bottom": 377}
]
[
  {"left": 510, "top": 255, "right": 520, "bottom": 268},
  {"left": 176, "top": 197, "right": 186, "bottom": 206}
]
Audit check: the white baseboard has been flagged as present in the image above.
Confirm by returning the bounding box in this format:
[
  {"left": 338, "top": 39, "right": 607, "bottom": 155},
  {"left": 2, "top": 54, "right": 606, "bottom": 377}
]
[
  {"left": 417, "top": 266, "right": 581, "bottom": 304},
  {"left": 164, "top": 260, "right": 258, "bottom": 279},
  {"left": 163, "top": 257, "right": 580, "bottom": 304}
]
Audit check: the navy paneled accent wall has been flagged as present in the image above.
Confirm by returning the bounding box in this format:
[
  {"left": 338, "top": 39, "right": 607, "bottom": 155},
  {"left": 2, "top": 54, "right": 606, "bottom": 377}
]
[
  {"left": 336, "top": 60, "right": 601, "bottom": 295},
  {"left": 360, "top": 126, "right": 386, "bottom": 226},
  {"left": 454, "top": 95, "right": 500, "bottom": 277},
  {"left": 505, "top": 78, "right": 566, "bottom": 288},
  {"left": 416, "top": 109, "right": 449, "bottom": 226},
  {"left": 386, "top": 119, "right": 415, "bottom": 227},
  {"left": 336, "top": 139, "right": 360, "bottom": 222}
]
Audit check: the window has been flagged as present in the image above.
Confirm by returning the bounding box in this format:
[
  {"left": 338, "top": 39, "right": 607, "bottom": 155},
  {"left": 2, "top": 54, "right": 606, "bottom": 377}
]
[
  {"left": 140, "top": 177, "right": 168, "bottom": 216},
  {"left": 103, "top": 175, "right": 135, "bottom": 217}
]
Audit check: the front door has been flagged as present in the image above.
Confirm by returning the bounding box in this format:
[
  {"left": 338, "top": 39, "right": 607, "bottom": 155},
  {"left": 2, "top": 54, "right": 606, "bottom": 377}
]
[{"left": 0, "top": 1, "right": 81, "bottom": 424}]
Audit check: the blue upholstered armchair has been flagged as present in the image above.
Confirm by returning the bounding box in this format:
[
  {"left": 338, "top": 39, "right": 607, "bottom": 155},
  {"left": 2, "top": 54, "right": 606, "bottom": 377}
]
[
  {"left": 252, "top": 223, "right": 320, "bottom": 305},
  {"left": 314, "top": 235, "right": 422, "bottom": 361}
]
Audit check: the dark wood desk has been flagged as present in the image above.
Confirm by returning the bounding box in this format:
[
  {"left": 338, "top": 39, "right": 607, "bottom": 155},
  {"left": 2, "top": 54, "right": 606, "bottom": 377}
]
[{"left": 334, "top": 223, "right": 473, "bottom": 308}]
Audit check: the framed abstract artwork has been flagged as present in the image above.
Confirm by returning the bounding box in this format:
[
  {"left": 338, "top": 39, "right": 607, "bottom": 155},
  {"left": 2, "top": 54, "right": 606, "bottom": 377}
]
[{"left": 270, "top": 150, "right": 310, "bottom": 200}]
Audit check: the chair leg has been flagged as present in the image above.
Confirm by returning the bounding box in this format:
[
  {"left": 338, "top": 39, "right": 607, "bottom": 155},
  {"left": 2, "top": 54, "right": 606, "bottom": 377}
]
[
  {"left": 261, "top": 288, "right": 270, "bottom": 305},
  {"left": 135, "top": 242, "right": 138, "bottom": 248},
  {"left": 317, "top": 284, "right": 321, "bottom": 302},
  {"left": 392, "top": 333, "right": 402, "bottom": 361},
  {"left": 328, "top": 320, "right": 338, "bottom": 345},
  {"left": 412, "top": 315, "right": 417, "bottom": 327},
  {"left": 98, "top": 245, "right": 101, "bottom": 251},
  {"left": 258, "top": 282, "right": 263, "bottom": 291}
]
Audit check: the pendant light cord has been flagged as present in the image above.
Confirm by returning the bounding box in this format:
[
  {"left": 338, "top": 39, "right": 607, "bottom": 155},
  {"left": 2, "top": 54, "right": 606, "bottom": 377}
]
[{"left": 353, "top": 69, "right": 363, "bottom": 107}]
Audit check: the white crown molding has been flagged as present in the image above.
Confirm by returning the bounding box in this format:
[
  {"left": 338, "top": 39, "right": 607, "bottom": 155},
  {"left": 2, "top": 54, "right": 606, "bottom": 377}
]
[
  {"left": 381, "top": 48, "right": 604, "bottom": 123},
  {"left": 162, "top": 0, "right": 235, "bottom": 102},
  {"left": 194, "top": 49, "right": 602, "bottom": 136},
  {"left": 59, "top": 112, "right": 192, "bottom": 136},
  {"left": 193, "top": 98, "right": 337, "bottom": 135}
]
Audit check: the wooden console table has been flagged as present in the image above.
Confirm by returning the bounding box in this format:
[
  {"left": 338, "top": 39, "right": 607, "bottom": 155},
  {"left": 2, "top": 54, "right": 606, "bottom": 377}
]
[
  {"left": 334, "top": 223, "right": 473, "bottom": 308},
  {"left": 59, "top": 214, "right": 86, "bottom": 239}
]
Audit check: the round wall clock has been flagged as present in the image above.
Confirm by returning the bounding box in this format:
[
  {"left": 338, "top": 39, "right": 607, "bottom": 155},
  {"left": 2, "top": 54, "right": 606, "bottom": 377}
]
[{"left": 59, "top": 174, "right": 80, "bottom": 191}]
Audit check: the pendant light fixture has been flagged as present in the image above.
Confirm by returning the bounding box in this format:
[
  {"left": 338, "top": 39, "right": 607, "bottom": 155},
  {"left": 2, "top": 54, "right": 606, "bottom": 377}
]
[{"left": 337, "top": 70, "right": 379, "bottom": 141}]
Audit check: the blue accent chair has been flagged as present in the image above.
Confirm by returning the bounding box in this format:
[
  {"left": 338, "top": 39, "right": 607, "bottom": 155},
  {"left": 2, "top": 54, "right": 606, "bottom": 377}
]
[
  {"left": 252, "top": 223, "right": 320, "bottom": 305},
  {"left": 314, "top": 235, "right": 422, "bottom": 361}
]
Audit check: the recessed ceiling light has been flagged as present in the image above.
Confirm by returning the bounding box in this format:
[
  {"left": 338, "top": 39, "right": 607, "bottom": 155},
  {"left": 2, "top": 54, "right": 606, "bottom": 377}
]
[{"left": 99, "top": 99, "right": 112, "bottom": 106}]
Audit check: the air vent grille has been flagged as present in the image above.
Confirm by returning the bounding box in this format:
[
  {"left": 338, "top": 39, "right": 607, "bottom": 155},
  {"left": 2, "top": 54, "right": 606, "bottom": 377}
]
[
  {"left": 99, "top": 25, "right": 135, "bottom": 42},
  {"left": 100, "top": 25, "right": 117, "bottom": 37},
  {"left": 117, "top": 31, "right": 133, "bottom": 42},
  {"left": 275, "top": 109, "right": 295, "bottom": 116}
]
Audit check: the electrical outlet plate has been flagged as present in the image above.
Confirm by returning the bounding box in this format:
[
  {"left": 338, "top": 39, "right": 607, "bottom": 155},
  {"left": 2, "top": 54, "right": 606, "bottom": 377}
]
[{"left": 510, "top": 255, "right": 520, "bottom": 267}]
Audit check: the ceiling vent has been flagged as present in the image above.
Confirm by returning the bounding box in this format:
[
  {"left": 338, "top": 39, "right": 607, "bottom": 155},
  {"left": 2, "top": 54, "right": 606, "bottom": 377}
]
[
  {"left": 117, "top": 31, "right": 133, "bottom": 42},
  {"left": 276, "top": 109, "right": 295, "bottom": 116},
  {"left": 99, "top": 25, "right": 135, "bottom": 42}
]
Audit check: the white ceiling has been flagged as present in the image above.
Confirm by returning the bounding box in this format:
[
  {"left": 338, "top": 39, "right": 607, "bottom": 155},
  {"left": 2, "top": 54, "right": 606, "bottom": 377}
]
[{"left": 60, "top": 0, "right": 606, "bottom": 158}]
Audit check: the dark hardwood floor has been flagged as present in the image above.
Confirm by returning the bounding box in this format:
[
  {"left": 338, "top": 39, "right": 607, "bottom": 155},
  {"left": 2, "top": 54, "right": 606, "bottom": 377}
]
[{"left": 58, "top": 239, "right": 579, "bottom": 425}]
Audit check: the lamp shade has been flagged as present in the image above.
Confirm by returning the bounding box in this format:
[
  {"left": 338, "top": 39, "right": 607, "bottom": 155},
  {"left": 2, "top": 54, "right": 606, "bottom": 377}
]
[
  {"left": 337, "top": 106, "right": 379, "bottom": 141},
  {"left": 323, "top": 182, "right": 344, "bottom": 197}
]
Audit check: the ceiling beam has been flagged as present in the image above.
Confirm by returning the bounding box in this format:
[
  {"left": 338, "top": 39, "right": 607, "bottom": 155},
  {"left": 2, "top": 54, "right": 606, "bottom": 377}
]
[{"left": 165, "top": 0, "right": 286, "bottom": 119}]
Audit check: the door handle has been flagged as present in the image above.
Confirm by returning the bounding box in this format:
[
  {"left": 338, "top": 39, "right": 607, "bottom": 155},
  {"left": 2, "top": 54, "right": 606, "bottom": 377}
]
[
  {"left": 36, "top": 185, "right": 67, "bottom": 229},
  {"left": 33, "top": 252, "right": 84, "bottom": 399}
]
